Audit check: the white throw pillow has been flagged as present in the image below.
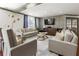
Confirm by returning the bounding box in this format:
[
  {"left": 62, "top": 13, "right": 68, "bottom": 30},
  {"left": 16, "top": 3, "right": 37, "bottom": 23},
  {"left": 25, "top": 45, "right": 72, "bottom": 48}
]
[
  {"left": 64, "top": 30, "right": 73, "bottom": 42},
  {"left": 56, "top": 32, "right": 64, "bottom": 41},
  {"left": 16, "top": 35, "right": 22, "bottom": 45},
  {"left": 61, "top": 29, "right": 65, "bottom": 34},
  {"left": 71, "top": 31, "right": 78, "bottom": 44}
]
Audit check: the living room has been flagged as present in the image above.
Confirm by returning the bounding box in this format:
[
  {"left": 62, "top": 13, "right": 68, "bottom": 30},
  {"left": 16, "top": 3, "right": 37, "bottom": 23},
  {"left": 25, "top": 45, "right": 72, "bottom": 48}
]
[{"left": 0, "top": 3, "right": 79, "bottom": 56}]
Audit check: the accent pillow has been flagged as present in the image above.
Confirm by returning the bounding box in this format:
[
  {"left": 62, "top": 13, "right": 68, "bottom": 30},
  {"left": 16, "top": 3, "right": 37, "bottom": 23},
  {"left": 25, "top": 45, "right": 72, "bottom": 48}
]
[
  {"left": 16, "top": 35, "right": 23, "bottom": 45},
  {"left": 71, "top": 31, "right": 78, "bottom": 44},
  {"left": 61, "top": 29, "right": 65, "bottom": 34},
  {"left": 64, "top": 30, "right": 73, "bottom": 42},
  {"left": 56, "top": 32, "right": 64, "bottom": 41}
]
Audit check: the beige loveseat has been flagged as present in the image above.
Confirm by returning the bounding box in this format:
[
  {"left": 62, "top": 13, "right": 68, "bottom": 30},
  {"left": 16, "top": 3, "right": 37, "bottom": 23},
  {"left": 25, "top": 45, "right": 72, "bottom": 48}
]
[{"left": 49, "top": 29, "right": 78, "bottom": 56}]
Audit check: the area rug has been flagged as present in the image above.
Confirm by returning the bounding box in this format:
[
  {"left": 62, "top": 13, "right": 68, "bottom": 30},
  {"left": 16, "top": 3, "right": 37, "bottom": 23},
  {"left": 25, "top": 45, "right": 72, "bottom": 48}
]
[{"left": 36, "top": 38, "right": 58, "bottom": 56}]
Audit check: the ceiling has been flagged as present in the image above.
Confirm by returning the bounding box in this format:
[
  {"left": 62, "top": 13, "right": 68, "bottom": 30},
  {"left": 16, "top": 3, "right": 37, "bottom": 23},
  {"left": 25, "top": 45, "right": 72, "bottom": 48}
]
[
  {"left": 21, "top": 3, "right": 79, "bottom": 17},
  {"left": 0, "top": 3, "right": 79, "bottom": 17},
  {"left": 0, "top": 3, "right": 41, "bottom": 12},
  {"left": 0, "top": 3, "right": 27, "bottom": 11}
]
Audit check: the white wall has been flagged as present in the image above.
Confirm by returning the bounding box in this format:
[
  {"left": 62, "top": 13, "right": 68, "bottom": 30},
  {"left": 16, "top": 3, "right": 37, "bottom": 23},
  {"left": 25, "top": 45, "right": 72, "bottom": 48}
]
[
  {"left": 0, "top": 9, "right": 24, "bottom": 31},
  {"left": 0, "top": 9, "right": 9, "bottom": 28},
  {"left": 39, "top": 15, "right": 66, "bottom": 29},
  {"left": 54, "top": 15, "right": 66, "bottom": 28},
  {"left": 12, "top": 13, "right": 24, "bottom": 32}
]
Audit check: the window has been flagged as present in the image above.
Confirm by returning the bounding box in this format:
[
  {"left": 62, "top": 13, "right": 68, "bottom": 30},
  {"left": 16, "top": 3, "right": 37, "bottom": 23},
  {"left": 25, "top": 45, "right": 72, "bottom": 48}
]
[
  {"left": 28, "top": 16, "right": 35, "bottom": 29},
  {"left": 66, "top": 17, "right": 78, "bottom": 34},
  {"left": 66, "top": 19, "right": 72, "bottom": 28}
]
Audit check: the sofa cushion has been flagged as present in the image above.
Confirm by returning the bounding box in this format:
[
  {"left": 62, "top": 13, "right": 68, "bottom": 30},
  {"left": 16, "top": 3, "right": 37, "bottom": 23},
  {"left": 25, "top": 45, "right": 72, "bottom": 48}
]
[
  {"left": 61, "top": 29, "right": 65, "bottom": 34},
  {"left": 64, "top": 30, "right": 73, "bottom": 42},
  {"left": 56, "top": 32, "right": 64, "bottom": 41},
  {"left": 71, "top": 31, "right": 78, "bottom": 44}
]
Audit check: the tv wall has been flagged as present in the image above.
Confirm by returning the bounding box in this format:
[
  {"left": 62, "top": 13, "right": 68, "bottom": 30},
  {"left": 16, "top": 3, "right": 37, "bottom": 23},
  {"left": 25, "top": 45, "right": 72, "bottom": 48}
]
[{"left": 44, "top": 18, "right": 55, "bottom": 25}]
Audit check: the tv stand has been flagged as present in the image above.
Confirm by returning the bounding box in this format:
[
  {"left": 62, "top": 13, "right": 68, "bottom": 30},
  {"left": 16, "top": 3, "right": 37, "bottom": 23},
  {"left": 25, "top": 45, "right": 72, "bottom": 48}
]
[{"left": 43, "top": 27, "right": 57, "bottom": 36}]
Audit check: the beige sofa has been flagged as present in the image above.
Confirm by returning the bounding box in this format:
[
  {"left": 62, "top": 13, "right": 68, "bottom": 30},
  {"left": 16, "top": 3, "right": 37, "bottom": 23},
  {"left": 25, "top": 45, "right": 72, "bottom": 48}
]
[{"left": 48, "top": 30, "right": 78, "bottom": 56}]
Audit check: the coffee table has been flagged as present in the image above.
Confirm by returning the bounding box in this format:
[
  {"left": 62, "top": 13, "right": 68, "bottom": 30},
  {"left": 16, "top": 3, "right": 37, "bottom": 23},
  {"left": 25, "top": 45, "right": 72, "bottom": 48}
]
[{"left": 37, "top": 32, "right": 48, "bottom": 41}]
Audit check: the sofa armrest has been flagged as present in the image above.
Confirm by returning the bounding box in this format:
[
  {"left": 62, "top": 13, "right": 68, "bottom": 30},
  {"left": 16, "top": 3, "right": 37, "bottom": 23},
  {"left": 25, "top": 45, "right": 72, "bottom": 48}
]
[
  {"left": 50, "top": 38, "right": 77, "bottom": 46},
  {"left": 11, "top": 40, "right": 37, "bottom": 56},
  {"left": 49, "top": 39, "right": 77, "bottom": 55}
]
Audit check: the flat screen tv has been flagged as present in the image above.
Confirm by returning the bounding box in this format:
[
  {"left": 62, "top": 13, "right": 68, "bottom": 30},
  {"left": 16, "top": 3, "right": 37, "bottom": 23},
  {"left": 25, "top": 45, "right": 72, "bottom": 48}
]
[{"left": 44, "top": 18, "right": 55, "bottom": 25}]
